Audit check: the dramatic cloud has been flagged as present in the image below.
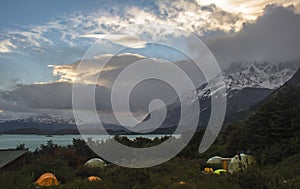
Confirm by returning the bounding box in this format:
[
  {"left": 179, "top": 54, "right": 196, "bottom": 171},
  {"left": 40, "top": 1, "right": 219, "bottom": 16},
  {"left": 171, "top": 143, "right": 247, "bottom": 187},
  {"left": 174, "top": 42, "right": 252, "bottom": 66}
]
[
  {"left": 0, "top": 80, "right": 176, "bottom": 123},
  {"left": 0, "top": 52, "right": 206, "bottom": 124},
  {"left": 49, "top": 53, "right": 147, "bottom": 86},
  {"left": 50, "top": 53, "right": 205, "bottom": 87},
  {"left": 0, "top": 82, "right": 112, "bottom": 120},
  {"left": 81, "top": 34, "right": 147, "bottom": 48},
  {"left": 0, "top": 82, "right": 73, "bottom": 110},
  {"left": 1, "top": 0, "right": 299, "bottom": 55},
  {"left": 196, "top": 0, "right": 300, "bottom": 20},
  {"left": 206, "top": 5, "right": 300, "bottom": 67}
]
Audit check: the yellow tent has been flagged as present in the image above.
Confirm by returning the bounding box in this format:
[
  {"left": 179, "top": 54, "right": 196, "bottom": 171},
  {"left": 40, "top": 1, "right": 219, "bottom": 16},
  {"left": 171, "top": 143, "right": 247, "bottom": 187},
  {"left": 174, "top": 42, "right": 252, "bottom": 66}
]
[
  {"left": 35, "top": 173, "right": 58, "bottom": 187},
  {"left": 213, "top": 169, "right": 227, "bottom": 175},
  {"left": 88, "top": 176, "right": 101, "bottom": 182}
]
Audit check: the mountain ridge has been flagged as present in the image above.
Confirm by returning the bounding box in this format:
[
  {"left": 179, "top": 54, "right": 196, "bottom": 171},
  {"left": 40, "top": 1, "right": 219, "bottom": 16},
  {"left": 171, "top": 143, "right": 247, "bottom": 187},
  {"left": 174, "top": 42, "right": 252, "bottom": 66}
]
[
  {"left": 223, "top": 68, "right": 300, "bottom": 164},
  {"left": 1, "top": 61, "right": 298, "bottom": 134}
]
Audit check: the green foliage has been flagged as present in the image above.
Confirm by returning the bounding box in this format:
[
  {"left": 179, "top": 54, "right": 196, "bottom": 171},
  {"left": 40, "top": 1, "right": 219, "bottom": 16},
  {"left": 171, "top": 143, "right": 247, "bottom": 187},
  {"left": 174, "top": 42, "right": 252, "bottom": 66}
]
[
  {"left": 224, "top": 86, "right": 300, "bottom": 165},
  {"left": 15, "top": 143, "right": 26, "bottom": 150},
  {"left": 230, "top": 165, "right": 285, "bottom": 189},
  {"left": 272, "top": 153, "right": 300, "bottom": 178},
  {"left": 72, "top": 138, "right": 98, "bottom": 159},
  {"left": 1, "top": 134, "right": 300, "bottom": 189},
  {"left": 0, "top": 170, "right": 35, "bottom": 189},
  {"left": 63, "top": 178, "right": 104, "bottom": 189}
]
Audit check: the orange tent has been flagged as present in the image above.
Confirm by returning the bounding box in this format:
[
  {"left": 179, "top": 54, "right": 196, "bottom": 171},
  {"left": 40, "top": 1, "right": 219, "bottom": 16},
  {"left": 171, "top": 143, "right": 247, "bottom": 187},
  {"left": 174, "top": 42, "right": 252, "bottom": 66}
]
[
  {"left": 204, "top": 167, "right": 214, "bottom": 173},
  {"left": 88, "top": 176, "right": 102, "bottom": 182},
  {"left": 35, "top": 173, "right": 58, "bottom": 187}
]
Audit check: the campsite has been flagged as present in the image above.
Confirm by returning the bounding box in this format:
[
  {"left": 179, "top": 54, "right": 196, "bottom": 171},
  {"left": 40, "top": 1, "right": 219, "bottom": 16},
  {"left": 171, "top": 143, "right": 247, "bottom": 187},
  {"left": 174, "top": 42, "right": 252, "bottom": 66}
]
[{"left": 0, "top": 130, "right": 300, "bottom": 189}]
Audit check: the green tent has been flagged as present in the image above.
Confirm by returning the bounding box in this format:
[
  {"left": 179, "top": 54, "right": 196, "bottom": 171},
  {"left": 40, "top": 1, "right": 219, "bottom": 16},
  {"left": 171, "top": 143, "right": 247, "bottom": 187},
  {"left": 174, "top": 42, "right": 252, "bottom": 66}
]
[
  {"left": 84, "top": 158, "right": 107, "bottom": 168},
  {"left": 228, "top": 153, "right": 255, "bottom": 172},
  {"left": 207, "top": 156, "right": 222, "bottom": 164}
]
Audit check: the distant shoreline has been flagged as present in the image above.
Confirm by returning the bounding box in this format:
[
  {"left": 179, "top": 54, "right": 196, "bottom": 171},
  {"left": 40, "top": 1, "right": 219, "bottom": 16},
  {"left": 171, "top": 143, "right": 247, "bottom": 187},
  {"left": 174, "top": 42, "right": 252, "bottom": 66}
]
[{"left": 0, "top": 134, "right": 178, "bottom": 151}]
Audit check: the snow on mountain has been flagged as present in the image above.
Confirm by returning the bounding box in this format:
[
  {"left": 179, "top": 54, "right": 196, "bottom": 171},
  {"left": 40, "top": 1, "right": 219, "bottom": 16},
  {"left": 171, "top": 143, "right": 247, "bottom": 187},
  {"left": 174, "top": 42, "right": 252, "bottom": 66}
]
[
  {"left": 8, "top": 114, "right": 77, "bottom": 125},
  {"left": 224, "top": 61, "right": 299, "bottom": 90},
  {"left": 1, "top": 61, "right": 299, "bottom": 133},
  {"left": 197, "top": 61, "right": 300, "bottom": 99}
]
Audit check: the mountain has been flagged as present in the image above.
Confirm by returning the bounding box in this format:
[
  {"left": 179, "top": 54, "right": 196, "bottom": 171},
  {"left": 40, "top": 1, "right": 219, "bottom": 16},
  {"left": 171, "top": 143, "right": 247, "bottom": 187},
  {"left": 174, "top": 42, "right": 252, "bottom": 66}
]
[
  {"left": 135, "top": 61, "right": 299, "bottom": 132},
  {"left": 196, "top": 60, "right": 299, "bottom": 96},
  {"left": 286, "top": 66, "right": 300, "bottom": 86},
  {"left": 225, "top": 87, "right": 273, "bottom": 122},
  {"left": 0, "top": 114, "right": 75, "bottom": 134},
  {"left": 0, "top": 114, "right": 130, "bottom": 135},
  {"left": 134, "top": 87, "right": 274, "bottom": 133},
  {"left": 1, "top": 61, "right": 298, "bottom": 135},
  {"left": 225, "top": 68, "right": 300, "bottom": 164},
  {"left": 223, "top": 60, "right": 299, "bottom": 90}
]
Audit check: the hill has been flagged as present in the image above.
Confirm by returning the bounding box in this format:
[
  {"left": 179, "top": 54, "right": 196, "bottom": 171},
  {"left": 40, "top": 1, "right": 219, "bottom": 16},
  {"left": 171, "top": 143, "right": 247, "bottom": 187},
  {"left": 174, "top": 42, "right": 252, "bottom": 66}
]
[{"left": 224, "top": 68, "right": 300, "bottom": 165}]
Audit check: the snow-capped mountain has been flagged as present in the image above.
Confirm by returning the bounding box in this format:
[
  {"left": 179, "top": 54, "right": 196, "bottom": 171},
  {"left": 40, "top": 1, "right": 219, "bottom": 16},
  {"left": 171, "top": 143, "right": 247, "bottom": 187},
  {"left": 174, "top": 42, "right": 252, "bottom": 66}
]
[
  {"left": 1, "top": 61, "right": 299, "bottom": 134},
  {"left": 27, "top": 114, "right": 77, "bottom": 125},
  {"left": 0, "top": 114, "right": 78, "bottom": 134},
  {"left": 0, "top": 114, "right": 130, "bottom": 134},
  {"left": 197, "top": 60, "right": 299, "bottom": 98},
  {"left": 195, "top": 60, "right": 300, "bottom": 121},
  {"left": 136, "top": 60, "right": 300, "bottom": 132},
  {"left": 224, "top": 61, "right": 299, "bottom": 90}
]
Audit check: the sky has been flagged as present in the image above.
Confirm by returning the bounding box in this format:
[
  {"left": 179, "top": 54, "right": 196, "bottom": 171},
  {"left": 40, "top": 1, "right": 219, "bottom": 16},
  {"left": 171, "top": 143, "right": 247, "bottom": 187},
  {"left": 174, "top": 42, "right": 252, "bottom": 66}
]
[
  {"left": 0, "top": 0, "right": 300, "bottom": 122},
  {"left": 0, "top": 0, "right": 101, "bottom": 27}
]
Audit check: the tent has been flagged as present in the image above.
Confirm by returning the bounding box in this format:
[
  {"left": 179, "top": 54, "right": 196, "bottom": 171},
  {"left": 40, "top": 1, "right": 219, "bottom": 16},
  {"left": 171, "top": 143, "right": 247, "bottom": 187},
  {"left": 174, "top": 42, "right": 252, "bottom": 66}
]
[
  {"left": 204, "top": 167, "right": 214, "bottom": 173},
  {"left": 228, "top": 153, "right": 255, "bottom": 172},
  {"left": 207, "top": 156, "right": 222, "bottom": 164},
  {"left": 220, "top": 158, "right": 231, "bottom": 170},
  {"left": 35, "top": 173, "right": 58, "bottom": 187},
  {"left": 85, "top": 158, "right": 106, "bottom": 168},
  {"left": 88, "top": 176, "right": 101, "bottom": 182},
  {"left": 213, "top": 169, "right": 227, "bottom": 175}
]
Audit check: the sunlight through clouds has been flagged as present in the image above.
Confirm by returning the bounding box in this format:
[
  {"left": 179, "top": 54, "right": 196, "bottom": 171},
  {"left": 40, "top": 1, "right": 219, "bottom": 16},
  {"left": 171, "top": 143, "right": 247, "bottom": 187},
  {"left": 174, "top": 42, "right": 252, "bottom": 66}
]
[
  {"left": 1, "top": 0, "right": 299, "bottom": 54},
  {"left": 48, "top": 54, "right": 135, "bottom": 86},
  {"left": 196, "top": 0, "right": 300, "bottom": 20}
]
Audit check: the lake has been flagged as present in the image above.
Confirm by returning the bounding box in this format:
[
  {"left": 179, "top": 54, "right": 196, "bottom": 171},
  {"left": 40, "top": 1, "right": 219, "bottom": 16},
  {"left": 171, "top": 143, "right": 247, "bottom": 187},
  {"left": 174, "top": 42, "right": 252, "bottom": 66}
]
[{"left": 0, "top": 134, "right": 176, "bottom": 151}]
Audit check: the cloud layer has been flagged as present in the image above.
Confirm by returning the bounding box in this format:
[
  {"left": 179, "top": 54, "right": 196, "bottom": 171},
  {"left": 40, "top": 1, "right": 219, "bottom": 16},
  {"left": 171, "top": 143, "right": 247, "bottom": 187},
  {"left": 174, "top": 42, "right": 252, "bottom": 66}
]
[
  {"left": 1, "top": 1, "right": 300, "bottom": 121},
  {"left": 80, "top": 34, "right": 147, "bottom": 49},
  {"left": 207, "top": 5, "right": 300, "bottom": 67},
  {"left": 0, "top": 54, "right": 192, "bottom": 122},
  {"left": 1, "top": 0, "right": 299, "bottom": 55}
]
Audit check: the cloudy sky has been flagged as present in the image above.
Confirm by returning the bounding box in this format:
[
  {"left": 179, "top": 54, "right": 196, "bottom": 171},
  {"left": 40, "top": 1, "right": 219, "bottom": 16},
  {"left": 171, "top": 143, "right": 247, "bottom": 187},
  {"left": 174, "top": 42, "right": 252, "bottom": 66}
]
[{"left": 0, "top": 0, "right": 300, "bottom": 123}]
